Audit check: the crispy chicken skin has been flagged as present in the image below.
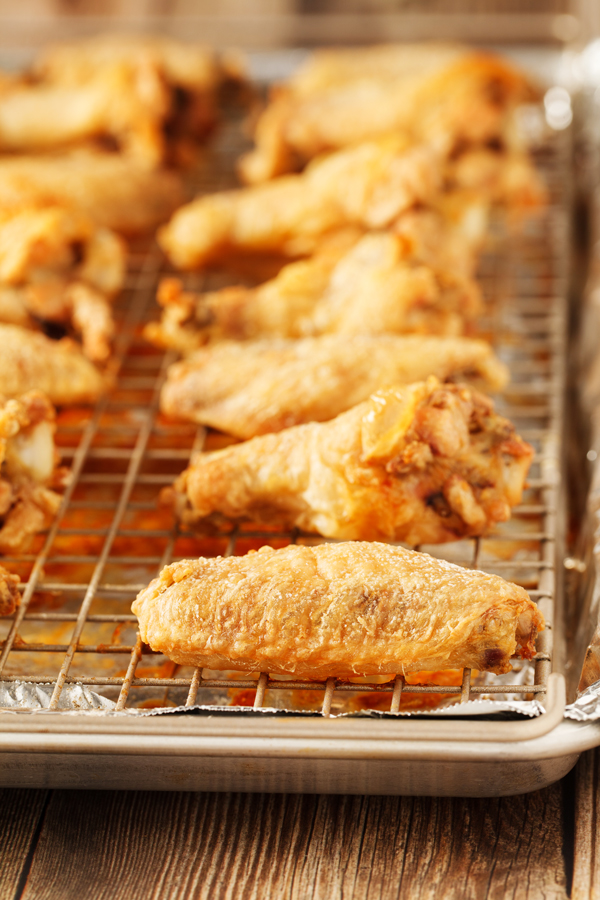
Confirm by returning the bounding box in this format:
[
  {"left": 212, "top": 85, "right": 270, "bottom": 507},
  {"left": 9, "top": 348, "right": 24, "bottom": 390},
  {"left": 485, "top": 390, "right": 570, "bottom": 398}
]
[
  {"left": 159, "top": 137, "right": 442, "bottom": 269},
  {"left": 0, "top": 36, "right": 243, "bottom": 167},
  {"left": 132, "top": 542, "right": 544, "bottom": 678},
  {"left": 0, "top": 204, "right": 125, "bottom": 361},
  {"left": 165, "top": 379, "right": 533, "bottom": 544},
  {"left": 160, "top": 140, "right": 543, "bottom": 270},
  {"left": 0, "top": 564, "right": 20, "bottom": 615},
  {"left": 0, "top": 150, "right": 184, "bottom": 235},
  {"left": 239, "top": 46, "right": 538, "bottom": 183},
  {"left": 160, "top": 335, "right": 508, "bottom": 439},
  {"left": 147, "top": 233, "right": 482, "bottom": 353},
  {"left": 0, "top": 324, "right": 103, "bottom": 405},
  {"left": 0, "top": 391, "right": 65, "bottom": 553}
]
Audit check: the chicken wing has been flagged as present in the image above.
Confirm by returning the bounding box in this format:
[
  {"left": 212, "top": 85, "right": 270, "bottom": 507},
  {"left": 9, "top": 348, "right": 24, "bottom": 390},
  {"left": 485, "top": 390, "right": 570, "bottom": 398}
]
[
  {"left": 160, "top": 335, "right": 508, "bottom": 439},
  {"left": 0, "top": 204, "right": 125, "bottom": 361},
  {"left": 35, "top": 34, "right": 245, "bottom": 167},
  {"left": 159, "top": 137, "right": 442, "bottom": 269},
  {"left": 0, "top": 564, "right": 20, "bottom": 614},
  {"left": 239, "top": 46, "right": 538, "bottom": 183},
  {"left": 0, "top": 36, "right": 243, "bottom": 168},
  {"left": 132, "top": 542, "right": 543, "bottom": 679},
  {"left": 0, "top": 391, "right": 66, "bottom": 553},
  {"left": 0, "top": 150, "right": 184, "bottom": 235},
  {"left": 0, "top": 324, "right": 103, "bottom": 405},
  {"left": 147, "top": 232, "right": 482, "bottom": 353},
  {"left": 165, "top": 378, "right": 533, "bottom": 545}
]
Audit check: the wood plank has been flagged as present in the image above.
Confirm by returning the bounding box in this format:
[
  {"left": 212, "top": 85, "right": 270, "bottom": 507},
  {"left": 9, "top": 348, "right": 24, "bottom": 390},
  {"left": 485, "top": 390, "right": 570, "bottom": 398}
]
[
  {"left": 574, "top": 749, "right": 600, "bottom": 900},
  {"left": 18, "top": 786, "right": 570, "bottom": 900},
  {"left": 0, "top": 789, "right": 49, "bottom": 900}
]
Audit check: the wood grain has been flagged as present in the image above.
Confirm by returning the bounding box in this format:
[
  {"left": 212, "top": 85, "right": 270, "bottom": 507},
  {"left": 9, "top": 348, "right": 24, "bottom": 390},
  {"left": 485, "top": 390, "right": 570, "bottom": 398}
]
[
  {"left": 0, "top": 789, "right": 49, "bottom": 900},
  {"left": 573, "top": 749, "right": 600, "bottom": 900},
  {"left": 14, "top": 787, "right": 569, "bottom": 900}
]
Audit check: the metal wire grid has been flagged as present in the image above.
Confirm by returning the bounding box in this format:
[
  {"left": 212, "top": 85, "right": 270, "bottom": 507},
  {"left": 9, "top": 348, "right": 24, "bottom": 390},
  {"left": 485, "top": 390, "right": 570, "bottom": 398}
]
[{"left": 0, "top": 130, "right": 568, "bottom": 718}]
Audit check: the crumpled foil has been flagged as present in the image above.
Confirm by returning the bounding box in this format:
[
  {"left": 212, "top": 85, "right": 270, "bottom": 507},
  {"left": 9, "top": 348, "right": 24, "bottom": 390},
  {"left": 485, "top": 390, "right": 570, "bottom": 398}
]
[
  {"left": 565, "top": 679, "right": 600, "bottom": 721},
  {"left": 133, "top": 698, "right": 545, "bottom": 719},
  {"left": 0, "top": 682, "right": 546, "bottom": 718},
  {"left": 0, "top": 681, "right": 115, "bottom": 712}
]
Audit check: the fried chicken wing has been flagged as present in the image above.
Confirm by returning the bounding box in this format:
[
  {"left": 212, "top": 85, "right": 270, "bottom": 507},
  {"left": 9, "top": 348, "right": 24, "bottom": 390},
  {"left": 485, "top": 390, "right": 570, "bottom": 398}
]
[
  {"left": 0, "top": 36, "right": 243, "bottom": 168},
  {"left": 0, "top": 391, "right": 66, "bottom": 553},
  {"left": 132, "top": 542, "right": 543, "bottom": 679},
  {"left": 0, "top": 324, "right": 103, "bottom": 405},
  {"left": 0, "top": 204, "right": 125, "bottom": 361},
  {"left": 0, "top": 150, "right": 184, "bottom": 235},
  {"left": 147, "top": 232, "right": 482, "bottom": 353},
  {"left": 159, "top": 137, "right": 442, "bottom": 269},
  {"left": 35, "top": 35, "right": 245, "bottom": 166},
  {"left": 160, "top": 335, "right": 508, "bottom": 439},
  {"left": 239, "top": 46, "right": 538, "bottom": 183},
  {"left": 0, "top": 564, "right": 20, "bottom": 614},
  {"left": 166, "top": 379, "right": 533, "bottom": 544}
]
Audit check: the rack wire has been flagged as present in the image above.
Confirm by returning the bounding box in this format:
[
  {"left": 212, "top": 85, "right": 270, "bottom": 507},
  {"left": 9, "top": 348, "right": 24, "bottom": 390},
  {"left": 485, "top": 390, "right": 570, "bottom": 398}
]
[{"left": 0, "top": 122, "right": 569, "bottom": 718}]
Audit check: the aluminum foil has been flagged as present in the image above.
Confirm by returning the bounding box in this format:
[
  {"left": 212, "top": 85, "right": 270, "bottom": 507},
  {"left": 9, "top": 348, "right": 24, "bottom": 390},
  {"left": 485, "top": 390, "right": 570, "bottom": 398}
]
[
  {"left": 131, "top": 698, "right": 545, "bottom": 719},
  {"left": 565, "top": 680, "right": 600, "bottom": 721},
  {"left": 0, "top": 681, "right": 116, "bottom": 712}
]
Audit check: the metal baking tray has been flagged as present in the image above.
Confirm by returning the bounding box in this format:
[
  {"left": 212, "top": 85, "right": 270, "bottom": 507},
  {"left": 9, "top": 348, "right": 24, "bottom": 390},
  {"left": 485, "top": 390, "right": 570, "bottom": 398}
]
[{"left": 0, "top": 51, "right": 596, "bottom": 797}]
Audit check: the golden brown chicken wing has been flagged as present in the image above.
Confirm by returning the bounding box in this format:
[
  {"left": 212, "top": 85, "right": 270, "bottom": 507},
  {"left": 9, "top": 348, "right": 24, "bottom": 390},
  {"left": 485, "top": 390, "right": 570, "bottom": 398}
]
[
  {"left": 159, "top": 136, "right": 442, "bottom": 269},
  {"left": 159, "top": 335, "right": 508, "bottom": 439},
  {"left": 0, "top": 204, "right": 125, "bottom": 361},
  {"left": 147, "top": 232, "right": 482, "bottom": 353},
  {"left": 132, "top": 542, "right": 544, "bottom": 679},
  {"left": 239, "top": 45, "right": 538, "bottom": 183},
  {"left": 0, "top": 324, "right": 103, "bottom": 405},
  {"left": 0, "top": 36, "right": 243, "bottom": 168},
  {"left": 165, "top": 378, "right": 533, "bottom": 545},
  {"left": 0, "top": 391, "right": 66, "bottom": 553},
  {"left": 35, "top": 34, "right": 245, "bottom": 167},
  {"left": 0, "top": 564, "right": 20, "bottom": 614},
  {"left": 0, "top": 150, "right": 184, "bottom": 235}
]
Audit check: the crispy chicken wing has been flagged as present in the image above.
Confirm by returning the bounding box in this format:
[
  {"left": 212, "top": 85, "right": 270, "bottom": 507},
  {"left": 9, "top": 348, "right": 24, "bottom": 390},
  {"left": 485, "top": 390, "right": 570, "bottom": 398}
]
[
  {"left": 0, "top": 204, "right": 125, "bottom": 360},
  {"left": 132, "top": 542, "right": 543, "bottom": 679},
  {"left": 159, "top": 137, "right": 442, "bottom": 269},
  {"left": 161, "top": 137, "right": 542, "bottom": 270},
  {"left": 239, "top": 46, "right": 538, "bottom": 183},
  {"left": 165, "top": 378, "right": 533, "bottom": 544},
  {"left": 160, "top": 335, "right": 508, "bottom": 439},
  {"left": 147, "top": 232, "right": 482, "bottom": 353},
  {"left": 35, "top": 34, "right": 245, "bottom": 167},
  {"left": 0, "top": 391, "right": 66, "bottom": 553},
  {"left": 0, "top": 324, "right": 103, "bottom": 405},
  {"left": 0, "top": 564, "right": 20, "bottom": 614},
  {"left": 0, "top": 36, "right": 243, "bottom": 167},
  {"left": 0, "top": 150, "right": 184, "bottom": 235}
]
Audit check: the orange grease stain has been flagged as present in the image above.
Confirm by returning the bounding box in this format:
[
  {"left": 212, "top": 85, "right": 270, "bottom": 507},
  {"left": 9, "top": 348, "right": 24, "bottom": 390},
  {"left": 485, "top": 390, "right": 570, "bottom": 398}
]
[{"left": 349, "top": 670, "right": 467, "bottom": 712}]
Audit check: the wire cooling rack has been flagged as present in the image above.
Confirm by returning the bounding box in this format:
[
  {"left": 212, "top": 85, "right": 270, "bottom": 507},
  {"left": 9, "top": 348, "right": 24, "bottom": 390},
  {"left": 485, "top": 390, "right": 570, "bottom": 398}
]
[{"left": 0, "top": 121, "right": 569, "bottom": 717}]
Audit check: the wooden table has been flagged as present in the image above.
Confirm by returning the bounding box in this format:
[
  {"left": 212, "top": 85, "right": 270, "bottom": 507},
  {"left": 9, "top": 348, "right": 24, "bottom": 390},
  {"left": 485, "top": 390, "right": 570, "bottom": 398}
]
[{"left": 3, "top": 751, "right": 600, "bottom": 899}]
